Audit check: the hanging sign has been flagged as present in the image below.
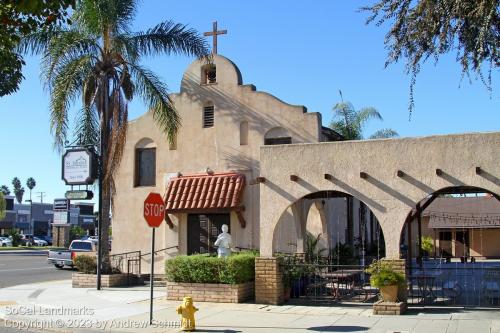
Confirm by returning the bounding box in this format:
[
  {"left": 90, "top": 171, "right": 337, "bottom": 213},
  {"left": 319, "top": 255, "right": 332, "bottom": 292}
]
[
  {"left": 65, "top": 190, "right": 94, "bottom": 200},
  {"left": 62, "top": 149, "right": 97, "bottom": 185}
]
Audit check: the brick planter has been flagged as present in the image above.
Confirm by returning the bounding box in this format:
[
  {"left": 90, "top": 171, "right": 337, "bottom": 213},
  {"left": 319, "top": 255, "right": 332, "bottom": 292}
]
[
  {"left": 72, "top": 273, "right": 129, "bottom": 288},
  {"left": 373, "top": 300, "right": 407, "bottom": 315},
  {"left": 166, "top": 281, "right": 254, "bottom": 303}
]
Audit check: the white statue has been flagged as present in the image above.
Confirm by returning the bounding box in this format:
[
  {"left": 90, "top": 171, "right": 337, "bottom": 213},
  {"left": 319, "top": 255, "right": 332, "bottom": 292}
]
[{"left": 214, "top": 224, "right": 232, "bottom": 258}]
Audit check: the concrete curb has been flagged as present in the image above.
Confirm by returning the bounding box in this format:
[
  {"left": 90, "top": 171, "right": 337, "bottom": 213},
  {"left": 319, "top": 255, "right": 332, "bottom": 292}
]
[{"left": 0, "top": 250, "right": 48, "bottom": 256}]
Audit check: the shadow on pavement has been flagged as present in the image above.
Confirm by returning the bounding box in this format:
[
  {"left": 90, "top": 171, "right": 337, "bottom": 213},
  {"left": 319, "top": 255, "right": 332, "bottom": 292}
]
[{"left": 308, "top": 326, "right": 369, "bottom": 332}]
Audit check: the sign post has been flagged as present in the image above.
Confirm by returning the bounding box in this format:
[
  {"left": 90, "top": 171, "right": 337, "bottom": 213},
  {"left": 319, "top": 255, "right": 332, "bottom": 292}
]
[{"left": 143, "top": 193, "right": 165, "bottom": 325}]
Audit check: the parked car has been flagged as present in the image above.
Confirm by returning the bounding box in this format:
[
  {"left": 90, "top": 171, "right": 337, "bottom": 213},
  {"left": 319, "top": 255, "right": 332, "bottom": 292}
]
[
  {"left": 0, "top": 237, "right": 13, "bottom": 247},
  {"left": 33, "top": 237, "right": 48, "bottom": 246},
  {"left": 47, "top": 240, "right": 97, "bottom": 269},
  {"left": 40, "top": 235, "right": 52, "bottom": 246}
]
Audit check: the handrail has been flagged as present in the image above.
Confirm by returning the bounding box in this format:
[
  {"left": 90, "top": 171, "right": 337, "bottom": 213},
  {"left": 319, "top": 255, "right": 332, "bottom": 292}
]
[
  {"left": 140, "top": 246, "right": 178, "bottom": 258},
  {"left": 110, "top": 250, "right": 141, "bottom": 258}
]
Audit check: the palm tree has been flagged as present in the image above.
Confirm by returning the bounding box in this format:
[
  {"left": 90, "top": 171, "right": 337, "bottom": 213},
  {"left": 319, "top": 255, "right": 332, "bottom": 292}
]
[
  {"left": 0, "top": 192, "right": 5, "bottom": 220},
  {"left": 330, "top": 91, "right": 398, "bottom": 140},
  {"left": 329, "top": 91, "right": 398, "bottom": 253},
  {"left": 11, "top": 177, "right": 25, "bottom": 204},
  {"left": 26, "top": 177, "right": 36, "bottom": 234},
  {"left": 21, "top": 0, "right": 209, "bottom": 271},
  {"left": 0, "top": 185, "right": 10, "bottom": 196}
]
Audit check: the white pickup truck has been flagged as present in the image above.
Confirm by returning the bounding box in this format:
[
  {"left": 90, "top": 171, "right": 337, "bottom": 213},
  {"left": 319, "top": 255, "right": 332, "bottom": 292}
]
[{"left": 47, "top": 240, "right": 97, "bottom": 269}]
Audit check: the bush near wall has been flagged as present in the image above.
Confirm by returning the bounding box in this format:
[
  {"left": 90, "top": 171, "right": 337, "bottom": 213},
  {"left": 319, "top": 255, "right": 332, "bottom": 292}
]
[
  {"left": 74, "top": 255, "right": 96, "bottom": 274},
  {"left": 165, "top": 252, "right": 256, "bottom": 284}
]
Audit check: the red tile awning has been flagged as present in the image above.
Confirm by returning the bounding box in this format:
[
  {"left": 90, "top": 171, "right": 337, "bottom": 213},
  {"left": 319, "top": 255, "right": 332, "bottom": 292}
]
[{"left": 163, "top": 172, "right": 246, "bottom": 228}]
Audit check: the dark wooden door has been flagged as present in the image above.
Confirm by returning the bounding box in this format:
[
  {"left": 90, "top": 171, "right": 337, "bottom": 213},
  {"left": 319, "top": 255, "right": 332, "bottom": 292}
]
[{"left": 187, "top": 214, "right": 230, "bottom": 255}]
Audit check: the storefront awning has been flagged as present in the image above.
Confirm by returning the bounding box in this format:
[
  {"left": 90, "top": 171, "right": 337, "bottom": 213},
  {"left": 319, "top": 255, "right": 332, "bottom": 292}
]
[{"left": 163, "top": 172, "right": 246, "bottom": 228}]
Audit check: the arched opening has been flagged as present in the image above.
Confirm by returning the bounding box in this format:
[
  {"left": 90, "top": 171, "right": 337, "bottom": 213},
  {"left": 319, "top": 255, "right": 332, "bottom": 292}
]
[
  {"left": 201, "top": 64, "right": 216, "bottom": 84},
  {"left": 264, "top": 127, "right": 291, "bottom": 145},
  {"left": 239, "top": 121, "right": 248, "bottom": 145},
  {"left": 400, "top": 186, "right": 500, "bottom": 307},
  {"left": 134, "top": 138, "right": 156, "bottom": 187},
  {"left": 272, "top": 190, "right": 385, "bottom": 303}
]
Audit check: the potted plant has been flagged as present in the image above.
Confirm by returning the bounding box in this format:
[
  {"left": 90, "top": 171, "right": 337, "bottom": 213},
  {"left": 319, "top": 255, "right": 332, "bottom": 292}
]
[
  {"left": 278, "top": 255, "right": 304, "bottom": 300},
  {"left": 365, "top": 260, "right": 405, "bottom": 302}
]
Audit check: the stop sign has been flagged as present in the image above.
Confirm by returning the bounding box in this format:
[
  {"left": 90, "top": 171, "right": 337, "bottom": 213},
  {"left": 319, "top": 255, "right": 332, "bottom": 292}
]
[{"left": 144, "top": 193, "right": 165, "bottom": 228}]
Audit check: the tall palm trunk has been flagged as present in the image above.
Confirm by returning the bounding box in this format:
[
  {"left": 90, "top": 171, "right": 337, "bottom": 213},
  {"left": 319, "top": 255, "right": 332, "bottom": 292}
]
[
  {"left": 101, "top": 180, "right": 111, "bottom": 271},
  {"left": 98, "top": 73, "right": 112, "bottom": 272}
]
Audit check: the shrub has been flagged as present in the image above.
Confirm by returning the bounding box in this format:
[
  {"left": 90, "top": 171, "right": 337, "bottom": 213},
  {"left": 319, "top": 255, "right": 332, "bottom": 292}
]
[
  {"left": 420, "top": 236, "right": 433, "bottom": 254},
  {"left": 365, "top": 260, "right": 405, "bottom": 288},
  {"left": 70, "top": 226, "right": 85, "bottom": 241},
  {"left": 8, "top": 228, "right": 21, "bottom": 247},
  {"left": 74, "top": 255, "right": 97, "bottom": 274},
  {"left": 165, "top": 252, "right": 256, "bottom": 284}
]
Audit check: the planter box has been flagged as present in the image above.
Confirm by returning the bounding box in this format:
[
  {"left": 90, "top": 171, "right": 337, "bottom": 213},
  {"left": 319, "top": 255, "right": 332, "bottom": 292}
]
[
  {"left": 72, "top": 272, "right": 129, "bottom": 288},
  {"left": 373, "top": 300, "right": 407, "bottom": 315},
  {"left": 166, "top": 281, "right": 255, "bottom": 303}
]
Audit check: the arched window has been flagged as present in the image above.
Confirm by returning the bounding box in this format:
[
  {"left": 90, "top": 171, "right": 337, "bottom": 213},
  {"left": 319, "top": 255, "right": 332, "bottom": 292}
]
[
  {"left": 203, "top": 102, "right": 215, "bottom": 128},
  {"left": 134, "top": 138, "right": 156, "bottom": 187},
  {"left": 240, "top": 121, "right": 248, "bottom": 145},
  {"left": 264, "top": 127, "right": 291, "bottom": 145}
]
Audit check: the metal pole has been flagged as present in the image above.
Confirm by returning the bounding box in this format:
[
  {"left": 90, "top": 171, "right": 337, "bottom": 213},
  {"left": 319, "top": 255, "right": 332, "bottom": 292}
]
[
  {"left": 150, "top": 227, "right": 155, "bottom": 325},
  {"left": 97, "top": 117, "right": 104, "bottom": 291},
  {"left": 29, "top": 191, "right": 32, "bottom": 235}
]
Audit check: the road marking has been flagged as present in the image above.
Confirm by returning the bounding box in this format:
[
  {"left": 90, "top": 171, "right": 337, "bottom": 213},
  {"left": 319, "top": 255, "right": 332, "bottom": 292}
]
[{"left": 0, "top": 267, "right": 53, "bottom": 272}]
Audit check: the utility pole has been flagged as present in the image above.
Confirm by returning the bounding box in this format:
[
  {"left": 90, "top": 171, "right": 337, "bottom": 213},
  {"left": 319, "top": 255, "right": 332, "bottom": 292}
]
[{"left": 36, "top": 192, "right": 46, "bottom": 203}]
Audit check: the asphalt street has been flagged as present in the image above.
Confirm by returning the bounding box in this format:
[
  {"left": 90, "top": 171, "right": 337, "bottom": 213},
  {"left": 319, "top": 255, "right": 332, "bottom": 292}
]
[{"left": 0, "top": 254, "right": 73, "bottom": 288}]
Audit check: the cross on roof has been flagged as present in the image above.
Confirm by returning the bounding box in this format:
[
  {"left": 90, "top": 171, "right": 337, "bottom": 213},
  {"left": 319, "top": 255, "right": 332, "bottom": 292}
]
[{"left": 203, "top": 21, "right": 227, "bottom": 55}]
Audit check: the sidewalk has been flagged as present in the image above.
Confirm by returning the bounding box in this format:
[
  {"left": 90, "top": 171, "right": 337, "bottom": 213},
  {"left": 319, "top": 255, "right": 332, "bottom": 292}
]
[{"left": 0, "top": 280, "right": 499, "bottom": 333}]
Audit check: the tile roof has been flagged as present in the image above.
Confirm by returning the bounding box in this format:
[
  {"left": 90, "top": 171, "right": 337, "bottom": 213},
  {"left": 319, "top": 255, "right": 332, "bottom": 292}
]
[{"left": 164, "top": 172, "right": 245, "bottom": 212}]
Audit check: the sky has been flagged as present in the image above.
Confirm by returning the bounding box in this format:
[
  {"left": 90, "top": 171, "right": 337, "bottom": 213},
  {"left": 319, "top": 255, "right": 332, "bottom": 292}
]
[{"left": 0, "top": 0, "right": 498, "bottom": 205}]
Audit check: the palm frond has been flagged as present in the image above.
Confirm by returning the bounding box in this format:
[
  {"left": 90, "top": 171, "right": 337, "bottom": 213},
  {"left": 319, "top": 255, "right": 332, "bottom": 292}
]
[
  {"left": 369, "top": 128, "right": 399, "bottom": 139},
  {"left": 129, "top": 63, "right": 180, "bottom": 143},
  {"left": 356, "top": 107, "right": 382, "bottom": 127},
  {"left": 49, "top": 55, "right": 94, "bottom": 149},
  {"left": 130, "top": 21, "right": 209, "bottom": 59},
  {"left": 41, "top": 30, "right": 100, "bottom": 86},
  {"left": 18, "top": 30, "right": 60, "bottom": 56},
  {"left": 75, "top": 105, "right": 100, "bottom": 146}
]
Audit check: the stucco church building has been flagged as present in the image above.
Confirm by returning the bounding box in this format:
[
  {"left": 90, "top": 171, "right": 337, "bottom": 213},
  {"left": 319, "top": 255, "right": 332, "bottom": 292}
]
[{"left": 112, "top": 51, "right": 383, "bottom": 270}]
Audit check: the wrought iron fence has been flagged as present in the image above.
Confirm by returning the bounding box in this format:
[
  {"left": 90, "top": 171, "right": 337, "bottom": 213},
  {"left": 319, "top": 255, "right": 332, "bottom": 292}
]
[
  {"left": 279, "top": 255, "right": 378, "bottom": 304},
  {"left": 407, "top": 259, "right": 500, "bottom": 307}
]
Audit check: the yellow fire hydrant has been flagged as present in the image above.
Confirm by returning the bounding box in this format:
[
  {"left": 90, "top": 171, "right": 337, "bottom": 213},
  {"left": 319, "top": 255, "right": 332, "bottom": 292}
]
[{"left": 176, "top": 296, "right": 198, "bottom": 331}]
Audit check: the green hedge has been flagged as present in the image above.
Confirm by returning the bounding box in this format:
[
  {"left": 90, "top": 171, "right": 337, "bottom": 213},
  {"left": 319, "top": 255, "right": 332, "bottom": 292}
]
[{"left": 165, "top": 252, "right": 256, "bottom": 284}]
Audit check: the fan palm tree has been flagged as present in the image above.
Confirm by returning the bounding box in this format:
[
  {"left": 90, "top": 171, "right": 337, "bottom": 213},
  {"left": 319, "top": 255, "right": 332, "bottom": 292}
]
[{"left": 21, "top": 0, "right": 209, "bottom": 271}]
